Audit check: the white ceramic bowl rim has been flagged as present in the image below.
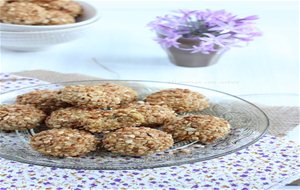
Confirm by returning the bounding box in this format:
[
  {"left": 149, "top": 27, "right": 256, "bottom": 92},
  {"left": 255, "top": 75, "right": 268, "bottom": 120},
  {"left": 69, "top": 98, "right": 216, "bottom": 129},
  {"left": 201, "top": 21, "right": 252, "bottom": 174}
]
[
  {"left": 0, "top": 18, "right": 99, "bottom": 34},
  {"left": 0, "top": 1, "right": 100, "bottom": 31}
]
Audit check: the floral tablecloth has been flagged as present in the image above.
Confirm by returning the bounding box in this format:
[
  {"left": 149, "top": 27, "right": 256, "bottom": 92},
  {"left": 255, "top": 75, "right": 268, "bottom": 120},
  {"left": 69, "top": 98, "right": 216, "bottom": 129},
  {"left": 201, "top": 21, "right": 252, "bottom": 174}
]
[{"left": 0, "top": 73, "right": 299, "bottom": 190}]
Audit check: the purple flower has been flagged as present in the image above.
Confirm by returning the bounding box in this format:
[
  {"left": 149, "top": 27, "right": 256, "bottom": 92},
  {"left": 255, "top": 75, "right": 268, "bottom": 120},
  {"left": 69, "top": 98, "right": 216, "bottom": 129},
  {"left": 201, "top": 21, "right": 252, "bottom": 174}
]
[
  {"left": 209, "top": 20, "right": 241, "bottom": 34},
  {"left": 199, "top": 33, "right": 233, "bottom": 47},
  {"left": 174, "top": 9, "right": 198, "bottom": 22},
  {"left": 148, "top": 9, "right": 261, "bottom": 54},
  {"left": 155, "top": 34, "right": 181, "bottom": 48}
]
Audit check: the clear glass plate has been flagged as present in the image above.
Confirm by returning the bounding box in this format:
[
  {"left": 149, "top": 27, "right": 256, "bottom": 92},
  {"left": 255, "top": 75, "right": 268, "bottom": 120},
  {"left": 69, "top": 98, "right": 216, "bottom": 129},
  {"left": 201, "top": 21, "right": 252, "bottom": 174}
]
[{"left": 0, "top": 80, "right": 269, "bottom": 170}]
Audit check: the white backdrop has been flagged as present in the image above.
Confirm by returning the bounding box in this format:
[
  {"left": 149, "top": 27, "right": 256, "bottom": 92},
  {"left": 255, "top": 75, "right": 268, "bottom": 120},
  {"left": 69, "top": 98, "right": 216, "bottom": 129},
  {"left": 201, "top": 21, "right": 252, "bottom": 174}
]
[{"left": 0, "top": 0, "right": 299, "bottom": 96}]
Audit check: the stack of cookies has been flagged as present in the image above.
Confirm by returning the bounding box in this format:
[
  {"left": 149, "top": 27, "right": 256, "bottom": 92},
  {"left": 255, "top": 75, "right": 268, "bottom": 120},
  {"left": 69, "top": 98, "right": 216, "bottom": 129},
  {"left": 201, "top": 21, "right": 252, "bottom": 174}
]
[
  {"left": 0, "top": 83, "right": 231, "bottom": 157},
  {"left": 0, "top": 0, "right": 83, "bottom": 25}
]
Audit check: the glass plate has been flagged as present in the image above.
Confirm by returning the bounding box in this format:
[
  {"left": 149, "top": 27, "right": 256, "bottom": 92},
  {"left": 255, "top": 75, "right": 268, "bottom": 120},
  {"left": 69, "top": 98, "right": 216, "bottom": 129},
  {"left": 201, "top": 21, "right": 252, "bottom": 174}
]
[{"left": 0, "top": 80, "right": 269, "bottom": 170}]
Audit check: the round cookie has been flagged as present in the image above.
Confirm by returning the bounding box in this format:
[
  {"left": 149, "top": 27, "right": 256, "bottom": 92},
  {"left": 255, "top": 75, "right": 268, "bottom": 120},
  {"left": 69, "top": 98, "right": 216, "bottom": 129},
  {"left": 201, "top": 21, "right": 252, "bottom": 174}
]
[
  {"left": 30, "top": 128, "right": 98, "bottom": 157},
  {"left": 101, "top": 83, "right": 138, "bottom": 106},
  {"left": 0, "top": 2, "right": 47, "bottom": 25},
  {"left": 0, "top": 104, "right": 46, "bottom": 131},
  {"left": 103, "top": 127, "right": 174, "bottom": 156},
  {"left": 124, "top": 101, "right": 176, "bottom": 127},
  {"left": 162, "top": 115, "right": 230, "bottom": 144},
  {"left": 44, "top": 10, "right": 75, "bottom": 25},
  {"left": 46, "top": 107, "right": 145, "bottom": 133},
  {"left": 145, "top": 88, "right": 209, "bottom": 113},
  {"left": 82, "top": 108, "right": 145, "bottom": 133},
  {"left": 16, "top": 90, "right": 70, "bottom": 114},
  {"left": 59, "top": 83, "right": 137, "bottom": 109},
  {"left": 45, "top": 107, "right": 94, "bottom": 129}
]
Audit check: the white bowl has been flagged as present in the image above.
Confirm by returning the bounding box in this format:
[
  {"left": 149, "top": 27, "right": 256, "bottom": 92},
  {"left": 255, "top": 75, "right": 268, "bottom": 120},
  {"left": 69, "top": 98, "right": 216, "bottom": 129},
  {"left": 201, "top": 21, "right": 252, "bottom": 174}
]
[
  {"left": 0, "top": 1, "right": 99, "bottom": 51},
  {"left": 0, "top": 1, "right": 99, "bottom": 32},
  {"left": 0, "top": 20, "right": 98, "bottom": 51}
]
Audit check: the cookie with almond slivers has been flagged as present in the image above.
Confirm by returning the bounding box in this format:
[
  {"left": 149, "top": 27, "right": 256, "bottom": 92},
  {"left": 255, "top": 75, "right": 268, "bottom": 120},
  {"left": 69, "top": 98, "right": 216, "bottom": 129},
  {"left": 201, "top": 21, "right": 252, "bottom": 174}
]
[
  {"left": 162, "top": 115, "right": 230, "bottom": 144},
  {"left": 145, "top": 88, "right": 209, "bottom": 113},
  {"left": 0, "top": 104, "right": 46, "bottom": 131}
]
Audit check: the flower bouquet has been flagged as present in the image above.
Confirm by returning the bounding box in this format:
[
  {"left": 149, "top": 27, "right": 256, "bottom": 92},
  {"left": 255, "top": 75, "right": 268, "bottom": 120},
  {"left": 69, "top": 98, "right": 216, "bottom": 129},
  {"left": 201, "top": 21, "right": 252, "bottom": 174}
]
[{"left": 148, "top": 9, "right": 261, "bottom": 67}]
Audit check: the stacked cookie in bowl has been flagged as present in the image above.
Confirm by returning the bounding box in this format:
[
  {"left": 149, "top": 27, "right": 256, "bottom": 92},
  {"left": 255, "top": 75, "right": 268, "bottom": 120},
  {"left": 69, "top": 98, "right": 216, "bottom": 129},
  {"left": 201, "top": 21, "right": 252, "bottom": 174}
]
[{"left": 0, "top": 0, "right": 100, "bottom": 51}]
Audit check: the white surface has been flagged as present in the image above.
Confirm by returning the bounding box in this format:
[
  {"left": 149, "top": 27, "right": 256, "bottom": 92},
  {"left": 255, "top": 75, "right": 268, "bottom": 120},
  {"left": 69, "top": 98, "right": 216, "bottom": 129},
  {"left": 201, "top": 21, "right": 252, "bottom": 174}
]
[
  {"left": 1, "top": 0, "right": 299, "bottom": 133},
  {"left": 0, "top": 1, "right": 299, "bottom": 187},
  {"left": 0, "top": 0, "right": 299, "bottom": 95},
  {"left": 0, "top": 1, "right": 299, "bottom": 128},
  {"left": 0, "top": 1, "right": 299, "bottom": 133}
]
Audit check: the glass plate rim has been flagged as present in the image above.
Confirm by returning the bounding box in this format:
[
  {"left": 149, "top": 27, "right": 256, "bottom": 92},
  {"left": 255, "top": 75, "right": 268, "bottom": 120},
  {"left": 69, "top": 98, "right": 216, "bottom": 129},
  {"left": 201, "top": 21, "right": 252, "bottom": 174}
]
[{"left": 0, "top": 80, "right": 270, "bottom": 170}]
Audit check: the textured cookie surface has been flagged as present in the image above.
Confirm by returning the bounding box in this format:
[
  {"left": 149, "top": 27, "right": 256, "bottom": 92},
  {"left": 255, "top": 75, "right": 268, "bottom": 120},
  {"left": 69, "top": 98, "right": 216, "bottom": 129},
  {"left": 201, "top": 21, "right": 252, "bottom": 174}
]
[
  {"left": 45, "top": 107, "right": 95, "bottom": 129},
  {"left": 16, "top": 90, "right": 70, "bottom": 114},
  {"left": 145, "top": 88, "right": 209, "bottom": 113},
  {"left": 82, "top": 108, "right": 145, "bottom": 133},
  {"left": 35, "top": 0, "right": 82, "bottom": 17},
  {"left": 103, "top": 127, "right": 174, "bottom": 156},
  {"left": 59, "top": 83, "right": 137, "bottom": 109},
  {"left": 46, "top": 107, "right": 145, "bottom": 133},
  {"left": 124, "top": 101, "right": 176, "bottom": 127},
  {"left": 30, "top": 128, "right": 98, "bottom": 157},
  {"left": 2, "top": 0, "right": 83, "bottom": 25},
  {"left": 0, "top": 2, "right": 47, "bottom": 25},
  {"left": 44, "top": 10, "right": 75, "bottom": 25},
  {"left": 162, "top": 115, "right": 230, "bottom": 144},
  {"left": 0, "top": 104, "right": 46, "bottom": 131}
]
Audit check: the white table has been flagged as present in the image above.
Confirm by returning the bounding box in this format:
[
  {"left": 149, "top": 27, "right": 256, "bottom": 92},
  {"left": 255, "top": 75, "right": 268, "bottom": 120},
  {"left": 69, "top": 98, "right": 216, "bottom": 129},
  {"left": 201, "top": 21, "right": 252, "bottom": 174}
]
[
  {"left": 1, "top": 1, "right": 299, "bottom": 95},
  {"left": 0, "top": 1, "right": 299, "bottom": 189}
]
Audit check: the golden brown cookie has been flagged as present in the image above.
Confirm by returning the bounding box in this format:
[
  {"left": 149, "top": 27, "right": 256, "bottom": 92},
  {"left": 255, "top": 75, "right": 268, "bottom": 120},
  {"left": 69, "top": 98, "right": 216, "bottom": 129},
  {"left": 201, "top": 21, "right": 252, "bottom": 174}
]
[
  {"left": 124, "top": 101, "right": 176, "bottom": 127},
  {"left": 44, "top": 10, "right": 75, "bottom": 25},
  {"left": 30, "top": 128, "right": 98, "bottom": 157},
  {"left": 35, "top": 0, "right": 82, "bottom": 17},
  {"left": 101, "top": 83, "right": 138, "bottom": 106},
  {"left": 0, "top": 104, "right": 46, "bottom": 131},
  {"left": 59, "top": 83, "right": 137, "bottom": 109},
  {"left": 45, "top": 107, "right": 94, "bottom": 129},
  {"left": 82, "top": 108, "right": 145, "bottom": 133},
  {"left": 145, "top": 88, "right": 209, "bottom": 113},
  {"left": 16, "top": 90, "right": 70, "bottom": 114},
  {"left": 0, "top": 2, "right": 47, "bottom": 25},
  {"left": 103, "top": 127, "right": 174, "bottom": 156},
  {"left": 46, "top": 107, "right": 145, "bottom": 133},
  {"left": 162, "top": 115, "right": 230, "bottom": 144}
]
